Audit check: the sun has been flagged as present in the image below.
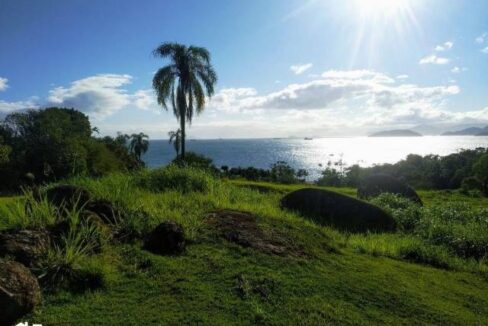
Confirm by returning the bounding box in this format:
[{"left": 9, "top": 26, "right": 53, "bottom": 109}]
[{"left": 353, "top": 0, "right": 410, "bottom": 18}]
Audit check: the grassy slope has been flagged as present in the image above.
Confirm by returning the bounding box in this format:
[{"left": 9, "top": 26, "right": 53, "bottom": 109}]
[{"left": 1, "top": 178, "right": 487, "bottom": 325}]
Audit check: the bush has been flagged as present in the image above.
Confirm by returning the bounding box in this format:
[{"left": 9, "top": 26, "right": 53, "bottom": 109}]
[
  {"left": 172, "top": 152, "right": 217, "bottom": 172},
  {"left": 281, "top": 188, "right": 396, "bottom": 233},
  {"left": 417, "top": 203, "right": 488, "bottom": 260},
  {"left": 370, "top": 193, "right": 422, "bottom": 232},
  {"left": 270, "top": 161, "right": 298, "bottom": 184},
  {"left": 135, "top": 165, "right": 216, "bottom": 193},
  {"left": 461, "top": 176, "right": 482, "bottom": 192},
  {"left": 357, "top": 174, "right": 422, "bottom": 205},
  {"left": 316, "top": 168, "right": 344, "bottom": 187}
]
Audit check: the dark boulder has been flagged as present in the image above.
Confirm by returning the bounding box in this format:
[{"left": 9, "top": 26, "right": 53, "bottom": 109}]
[
  {"left": 357, "top": 174, "right": 422, "bottom": 205},
  {"left": 144, "top": 221, "right": 185, "bottom": 255},
  {"left": 0, "top": 229, "right": 50, "bottom": 267},
  {"left": 44, "top": 184, "right": 92, "bottom": 211},
  {"left": 0, "top": 260, "right": 42, "bottom": 325},
  {"left": 85, "top": 199, "right": 121, "bottom": 225},
  {"left": 281, "top": 188, "right": 396, "bottom": 233}
]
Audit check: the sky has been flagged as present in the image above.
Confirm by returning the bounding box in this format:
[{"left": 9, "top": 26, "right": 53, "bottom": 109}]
[{"left": 1, "top": 0, "right": 488, "bottom": 138}]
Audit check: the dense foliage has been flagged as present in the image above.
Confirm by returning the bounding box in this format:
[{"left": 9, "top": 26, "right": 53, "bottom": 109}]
[
  {"left": 223, "top": 161, "right": 308, "bottom": 184},
  {"left": 371, "top": 193, "right": 488, "bottom": 260},
  {"left": 317, "top": 148, "right": 488, "bottom": 192},
  {"left": 0, "top": 108, "right": 145, "bottom": 191}
]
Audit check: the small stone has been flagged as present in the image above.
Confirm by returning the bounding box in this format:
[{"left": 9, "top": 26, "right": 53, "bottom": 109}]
[{"left": 144, "top": 221, "right": 185, "bottom": 255}]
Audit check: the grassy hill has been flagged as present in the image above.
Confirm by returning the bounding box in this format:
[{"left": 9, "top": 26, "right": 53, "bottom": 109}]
[{"left": 1, "top": 169, "right": 487, "bottom": 325}]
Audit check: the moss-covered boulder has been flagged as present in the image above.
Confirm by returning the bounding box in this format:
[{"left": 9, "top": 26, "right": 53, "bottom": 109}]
[
  {"left": 357, "top": 174, "right": 422, "bottom": 205},
  {"left": 281, "top": 188, "right": 395, "bottom": 232},
  {"left": 0, "top": 229, "right": 50, "bottom": 267},
  {"left": 144, "top": 221, "right": 185, "bottom": 255},
  {"left": 0, "top": 260, "right": 42, "bottom": 325}
]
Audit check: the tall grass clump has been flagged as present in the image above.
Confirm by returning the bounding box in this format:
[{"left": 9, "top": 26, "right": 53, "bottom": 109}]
[
  {"left": 0, "top": 189, "right": 58, "bottom": 230},
  {"left": 68, "top": 173, "right": 140, "bottom": 208},
  {"left": 135, "top": 165, "right": 218, "bottom": 194},
  {"left": 36, "top": 208, "right": 108, "bottom": 291}
]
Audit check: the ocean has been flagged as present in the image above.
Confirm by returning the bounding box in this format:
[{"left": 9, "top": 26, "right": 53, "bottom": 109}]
[{"left": 142, "top": 136, "right": 488, "bottom": 180}]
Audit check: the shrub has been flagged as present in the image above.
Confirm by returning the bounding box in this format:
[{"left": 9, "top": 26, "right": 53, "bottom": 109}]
[
  {"left": 417, "top": 203, "right": 488, "bottom": 260},
  {"left": 370, "top": 193, "right": 422, "bottom": 232},
  {"left": 172, "top": 152, "right": 217, "bottom": 172},
  {"left": 357, "top": 174, "right": 422, "bottom": 205},
  {"left": 281, "top": 188, "right": 396, "bottom": 233},
  {"left": 135, "top": 165, "right": 216, "bottom": 193},
  {"left": 316, "top": 167, "right": 344, "bottom": 187},
  {"left": 270, "top": 161, "right": 298, "bottom": 184},
  {"left": 348, "top": 233, "right": 487, "bottom": 272},
  {"left": 461, "top": 176, "right": 483, "bottom": 193}
]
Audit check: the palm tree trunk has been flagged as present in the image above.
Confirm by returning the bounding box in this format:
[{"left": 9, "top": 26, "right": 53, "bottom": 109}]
[{"left": 180, "top": 117, "right": 186, "bottom": 159}]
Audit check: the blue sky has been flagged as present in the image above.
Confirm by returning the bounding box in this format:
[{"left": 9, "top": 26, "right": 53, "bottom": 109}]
[{"left": 1, "top": 0, "right": 488, "bottom": 138}]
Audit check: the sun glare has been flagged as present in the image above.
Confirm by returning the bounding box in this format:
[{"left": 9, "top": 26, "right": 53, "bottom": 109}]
[{"left": 353, "top": 0, "right": 410, "bottom": 17}]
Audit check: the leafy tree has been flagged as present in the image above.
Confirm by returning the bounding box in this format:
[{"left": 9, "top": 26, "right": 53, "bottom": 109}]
[
  {"left": 0, "top": 108, "right": 92, "bottom": 184},
  {"left": 316, "top": 167, "right": 344, "bottom": 187},
  {"left": 0, "top": 107, "right": 143, "bottom": 190},
  {"left": 473, "top": 153, "right": 488, "bottom": 195},
  {"left": 168, "top": 129, "right": 182, "bottom": 157},
  {"left": 0, "top": 136, "right": 11, "bottom": 165},
  {"left": 270, "top": 161, "right": 297, "bottom": 184},
  {"left": 152, "top": 42, "right": 217, "bottom": 158},
  {"left": 129, "top": 132, "right": 149, "bottom": 161},
  {"left": 86, "top": 139, "right": 123, "bottom": 176},
  {"left": 100, "top": 134, "right": 143, "bottom": 171}
]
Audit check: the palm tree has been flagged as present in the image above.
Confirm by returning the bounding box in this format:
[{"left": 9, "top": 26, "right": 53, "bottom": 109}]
[
  {"left": 168, "top": 129, "right": 182, "bottom": 157},
  {"left": 129, "top": 132, "right": 149, "bottom": 161},
  {"left": 152, "top": 42, "right": 217, "bottom": 159}
]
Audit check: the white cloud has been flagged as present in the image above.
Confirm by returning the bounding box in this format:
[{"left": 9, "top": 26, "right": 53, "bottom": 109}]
[
  {"left": 209, "top": 70, "right": 460, "bottom": 122},
  {"left": 476, "top": 33, "right": 487, "bottom": 44},
  {"left": 0, "top": 77, "right": 8, "bottom": 91},
  {"left": 482, "top": 46, "right": 488, "bottom": 54},
  {"left": 0, "top": 99, "right": 38, "bottom": 114},
  {"left": 47, "top": 74, "right": 133, "bottom": 119},
  {"left": 451, "top": 66, "right": 467, "bottom": 74},
  {"left": 396, "top": 75, "right": 409, "bottom": 80},
  {"left": 290, "top": 63, "right": 313, "bottom": 75},
  {"left": 321, "top": 69, "right": 395, "bottom": 83},
  {"left": 419, "top": 55, "right": 450, "bottom": 65},
  {"left": 435, "top": 41, "right": 454, "bottom": 52}
]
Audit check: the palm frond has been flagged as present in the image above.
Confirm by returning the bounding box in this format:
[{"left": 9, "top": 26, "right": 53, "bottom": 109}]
[{"left": 188, "top": 46, "right": 211, "bottom": 64}]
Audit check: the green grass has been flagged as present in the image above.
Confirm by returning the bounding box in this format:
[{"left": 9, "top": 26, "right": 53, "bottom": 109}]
[{"left": 1, "top": 171, "right": 487, "bottom": 325}]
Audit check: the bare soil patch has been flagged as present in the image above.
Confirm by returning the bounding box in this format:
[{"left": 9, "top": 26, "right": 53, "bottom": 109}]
[{"left": 206, "top": 210, "right": 303, "bottom": 256}]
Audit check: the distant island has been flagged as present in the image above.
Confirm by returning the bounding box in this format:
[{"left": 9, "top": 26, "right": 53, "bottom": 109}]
[
  {"left": 368, "top": 129, "right": 422, "bottom": 137},
  {"left": 442, "top": 126, "right": 488, "bottom": 136}
]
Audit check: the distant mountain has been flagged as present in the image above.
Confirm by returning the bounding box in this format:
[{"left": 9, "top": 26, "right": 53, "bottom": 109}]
[
  {"left": 475, "top": 129, "right": 488, "bottom": 136},
  {"left": 442, "top": 126, "right": 488, "bottom": 136},
  {"left": 411, "top": 123, "right": 487, "bottom": 136},
  {"left": 368, "top": 129, "right": 422, "bottom": 137}
]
